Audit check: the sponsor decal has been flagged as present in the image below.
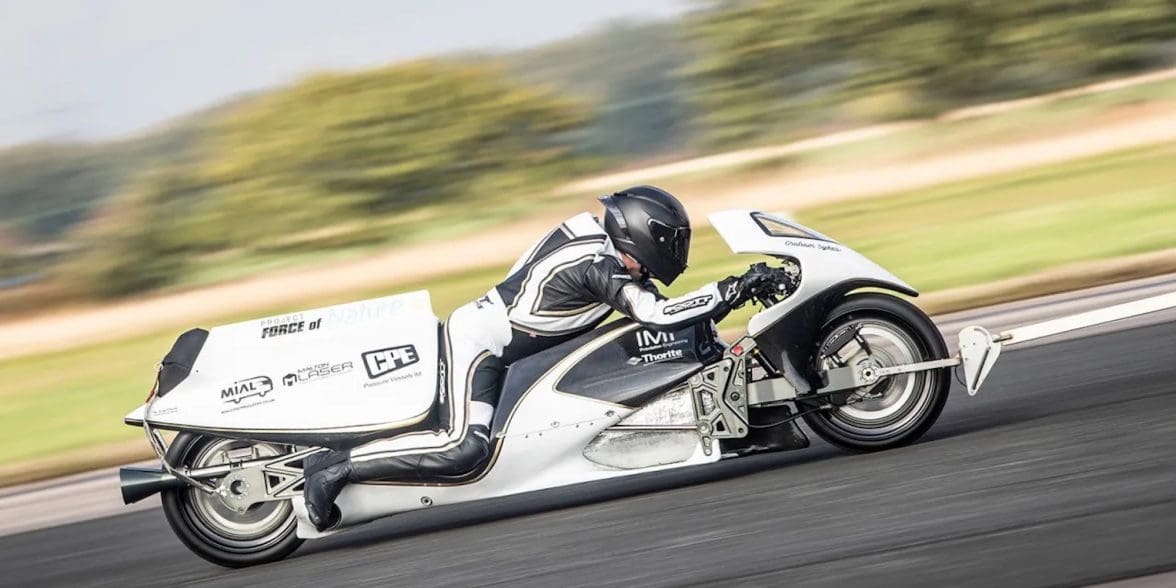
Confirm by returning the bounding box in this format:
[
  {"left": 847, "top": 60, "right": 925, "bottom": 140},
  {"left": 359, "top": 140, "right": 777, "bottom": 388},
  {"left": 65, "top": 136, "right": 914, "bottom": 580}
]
[
  {"left": 219, "top": 375, "right": 276, "bottom": 414},
  {"left": 282, "top": 361, "right": 354, "bottom": 386},
  {"left": 636, "top": 329, "right": 677, "bottom": 349},
  {"left": 220, "top": 376, "right": 273, "bottom": 404},
  {"left": 663, "top": 295, "right": 713, "bottom": 315},
  {"left": 260, "top": 312, "right": 303, "bottom": 327},
  {"left": 627, "top": 348, "right": 686, "bottom": 365},
  {"left": 261, "top": 317, "right": 322, "bottom": 339},
  {"left": 363, "top": 367, "right": 424, "bottom": 389},
  {"left": 724, "top": 281, "right": 740, "bottom": 301},
  {"left": 630, "top": 329, "right": 691, "bottom": 365},
  {"left": 362, "top": 345, "right": 420, "bottom": 379},
  {"left": 325, "top": 298, "right": 405, "bottom": 326},
  {"left": 783, "top": 239, "right": 842, "bottom": 253}
]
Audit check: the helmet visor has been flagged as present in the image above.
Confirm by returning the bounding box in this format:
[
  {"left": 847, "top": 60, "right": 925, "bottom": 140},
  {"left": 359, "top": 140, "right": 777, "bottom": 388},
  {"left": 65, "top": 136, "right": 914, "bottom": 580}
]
[{"left": 648, "top": 218, "right": 691, "bottom": 271}]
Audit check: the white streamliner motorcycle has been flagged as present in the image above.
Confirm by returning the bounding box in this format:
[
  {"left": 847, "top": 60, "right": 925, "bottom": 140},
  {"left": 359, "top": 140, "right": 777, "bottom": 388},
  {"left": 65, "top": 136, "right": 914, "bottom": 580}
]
[{"left": 119, "top": 209, "right": 1006, "bottom": 567}]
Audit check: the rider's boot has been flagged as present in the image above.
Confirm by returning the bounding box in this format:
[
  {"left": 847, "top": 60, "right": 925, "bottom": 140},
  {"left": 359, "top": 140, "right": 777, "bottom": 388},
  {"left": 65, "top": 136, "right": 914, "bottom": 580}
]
[
  {"left": 303, "top": 450, "right": 353, "bottom": 532},
  {"left": 349, "top": 425, "right": 492, "bottom": 481}
]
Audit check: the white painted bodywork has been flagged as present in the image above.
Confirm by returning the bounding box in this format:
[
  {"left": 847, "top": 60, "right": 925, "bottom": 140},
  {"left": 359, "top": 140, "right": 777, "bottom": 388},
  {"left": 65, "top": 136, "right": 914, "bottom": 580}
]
[
  {"left": 958, "top": 326, "right": 1002, "bottom": 395},
  {"left": 302, "top": 211, "right": 917, "bottom": 536},
  {"left": 708, "top": 209, "right": 917, "bottom": 336},
  {"left": 128, "top": 292, "right": 440, "bottom": 435},
  {"left": 126, "top": 209, "right": 927, "bottom": 540},
  {"left": 299, "top": 322, "right": 719, "bottom": 538}
]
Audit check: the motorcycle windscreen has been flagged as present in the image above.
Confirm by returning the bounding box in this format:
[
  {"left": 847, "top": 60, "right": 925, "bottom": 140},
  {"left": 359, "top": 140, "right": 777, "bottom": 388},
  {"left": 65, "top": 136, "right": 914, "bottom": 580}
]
[{"left": 143, "top": 291, "right": 440, "bottom": 435}]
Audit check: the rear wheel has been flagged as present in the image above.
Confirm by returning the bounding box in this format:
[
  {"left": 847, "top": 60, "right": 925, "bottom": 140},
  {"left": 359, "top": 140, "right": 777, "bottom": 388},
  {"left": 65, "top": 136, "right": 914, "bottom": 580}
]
[
  {"left": 161, "top": 433, "right": 303, "bottom": 567},
  {"left": 801, "top": 293, "right": 950, "bottom": 451}
]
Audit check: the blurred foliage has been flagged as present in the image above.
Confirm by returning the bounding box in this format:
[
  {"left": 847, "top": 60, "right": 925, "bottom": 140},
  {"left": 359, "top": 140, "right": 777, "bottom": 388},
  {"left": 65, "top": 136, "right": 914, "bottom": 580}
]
[
  {"left": 685, "top": 0, "right": 1176, "bottom": 145},
  {"left": 197, "top": 60, "right": 590, "bottom": 248},
  {"left": 0, "top": 143, "right": 128, "bottom": 240},
  {"left": 495, "top": 21, "right": 697, "bottom": 156},
  {"left": 42, "top": 61, "right": 592, "bottom": 298},
  {"left": 55, "top": 170, "right": 210, "bottom": 298},
  {"left": 0, "top": 105, "right": 219, "bottom": 241},
  {"left": 4, "top": 142, "right": 1175, "bottom": 468},
  {"left": 1, "top": 5, "right": 1172, "bottom": 300}
]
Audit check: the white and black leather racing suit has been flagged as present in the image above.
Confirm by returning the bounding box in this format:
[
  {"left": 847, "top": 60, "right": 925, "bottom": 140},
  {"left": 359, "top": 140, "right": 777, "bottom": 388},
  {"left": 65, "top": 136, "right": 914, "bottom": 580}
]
[{"left": 343, "top": 212, "right": 738, "bottom": 482}]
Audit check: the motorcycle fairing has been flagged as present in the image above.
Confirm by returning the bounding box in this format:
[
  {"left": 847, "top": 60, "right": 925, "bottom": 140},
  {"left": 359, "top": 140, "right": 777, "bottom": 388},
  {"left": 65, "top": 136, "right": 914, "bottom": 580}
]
[
  {"left": 127, "top": 292, "right": 442, "bottom": 439},
  {"left": 708, "top": 209, "right": 920, "bottom": 393},
  {"left": 491, "top": 318, "right": 717, "bottom": 438},
  {"left": 554, "top": 319, "right": 719, "bottom": 405},
  {"left": 315, "top": 319, "right": 723, "bottom": 537},
  {"left": 709, "top": 209, "right": 917, "bottom": 337}
]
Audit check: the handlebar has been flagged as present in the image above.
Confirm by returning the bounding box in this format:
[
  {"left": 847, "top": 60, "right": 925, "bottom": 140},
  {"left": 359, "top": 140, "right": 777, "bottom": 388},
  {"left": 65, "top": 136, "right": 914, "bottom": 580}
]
[{"left": 746, "top": 261, "right": 800, "bottom": 307}]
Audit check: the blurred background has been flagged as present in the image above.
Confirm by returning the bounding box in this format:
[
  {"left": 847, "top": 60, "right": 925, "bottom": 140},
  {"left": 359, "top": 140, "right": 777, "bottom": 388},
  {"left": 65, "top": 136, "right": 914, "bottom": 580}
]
[{"left": 0, "top": 0, "right": 1173, "bottom": 483}]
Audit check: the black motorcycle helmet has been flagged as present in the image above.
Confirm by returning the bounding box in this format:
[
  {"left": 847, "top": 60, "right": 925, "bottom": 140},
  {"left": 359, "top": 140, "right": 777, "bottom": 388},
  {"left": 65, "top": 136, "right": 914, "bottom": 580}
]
[{"left": 599, "top": 185, "right": 692, "bottom": 285}]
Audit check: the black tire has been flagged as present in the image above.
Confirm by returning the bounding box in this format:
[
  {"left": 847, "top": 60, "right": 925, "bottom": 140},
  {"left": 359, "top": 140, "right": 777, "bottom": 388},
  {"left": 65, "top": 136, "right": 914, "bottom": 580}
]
[
  {"left": 800, "top": 293, "right": 950, "bottom": 452},
  {"left": 161, "top": 433, "right": 303, "bottom": 567}
]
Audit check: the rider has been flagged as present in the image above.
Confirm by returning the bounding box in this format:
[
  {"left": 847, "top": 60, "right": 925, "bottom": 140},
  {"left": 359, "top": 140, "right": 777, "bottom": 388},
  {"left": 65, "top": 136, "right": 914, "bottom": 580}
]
[{"left": 303, "top": 185, "right": 781, "bottom": 530}]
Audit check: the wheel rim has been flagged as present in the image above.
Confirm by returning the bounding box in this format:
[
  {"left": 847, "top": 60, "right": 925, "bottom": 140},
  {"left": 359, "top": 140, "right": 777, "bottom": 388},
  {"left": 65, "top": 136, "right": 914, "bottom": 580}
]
[
  {"left": 818, "top": 318, "right": 936, "bottom": 439},
  {"left": 183, "top": 439, "right": 295, "bottom": 551}
]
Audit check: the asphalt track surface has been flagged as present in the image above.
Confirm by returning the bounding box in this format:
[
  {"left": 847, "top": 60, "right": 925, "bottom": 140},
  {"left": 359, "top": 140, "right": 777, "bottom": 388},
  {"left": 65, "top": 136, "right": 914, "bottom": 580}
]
[{"left": 3, "top": 289, "right": 1176, "bottom": 586}]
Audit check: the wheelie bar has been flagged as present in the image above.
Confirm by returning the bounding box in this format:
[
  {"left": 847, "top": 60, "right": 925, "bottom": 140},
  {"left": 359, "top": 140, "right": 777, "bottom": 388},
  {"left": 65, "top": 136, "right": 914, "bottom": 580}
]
[
  {"left": 957, "top": 290, "right": 1176, "bottom": 395},
  {"left": 760, "top": 291, "right": 1176, "bottom": 404}
]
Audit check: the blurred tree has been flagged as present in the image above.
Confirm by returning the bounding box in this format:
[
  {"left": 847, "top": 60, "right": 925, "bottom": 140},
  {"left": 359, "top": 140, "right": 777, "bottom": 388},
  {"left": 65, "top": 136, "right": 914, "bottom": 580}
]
[
  {"left": 820, "top": 0, "right": 1012, "bottom": 101},
  {"left": 8, "top": 5, "right": 1173, "bottom": 300},
  {"left": 0, "top": 143, "right": 124, "bottom": 239},
  {"left": 0, "top": 222, "right": 24, "bottom": 251},
  {"left": 202, "top": 60, "right": 590, "bottom": 247},
  {"left": 0, "top": 104, "right": 220, "bottom": 242},
  {"left": 993, "top": 0, "right": 1176, "bottom": 85},
  {"left": 683, "top": 0, "right": 824, "bottom": 146},
  {"left": 499, "top": 21, "right": 696, "bottom": 157},
  {"left": 0, "top": 222, "right": 30, "bottom": 281},
  {"left": 684, "top": 0, "right": 1176, "bottom": 145},
  {"left": 56, "top": 170, "right": 207, "bottom": 298}
]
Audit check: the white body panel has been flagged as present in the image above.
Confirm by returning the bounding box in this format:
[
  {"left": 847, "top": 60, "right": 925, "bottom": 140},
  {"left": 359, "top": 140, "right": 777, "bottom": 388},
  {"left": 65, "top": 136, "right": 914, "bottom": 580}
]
[
  {"left": 313, "top": 399, "right": 718, "bottom": 538},
  {"left": 130, "top": 209, "right": 922, "bottom": 542},
  {"left": 135, "top": 292, "right": 440, "bottom": 434},
  {"left": 130, "top": 208, "right": 1176, "bottom": 551},
  {"left": 708, "top": 209, "right": 917, "bottom": 336},
  {"left": 296, "top": 322, "right": 720, "bottom": 538}
]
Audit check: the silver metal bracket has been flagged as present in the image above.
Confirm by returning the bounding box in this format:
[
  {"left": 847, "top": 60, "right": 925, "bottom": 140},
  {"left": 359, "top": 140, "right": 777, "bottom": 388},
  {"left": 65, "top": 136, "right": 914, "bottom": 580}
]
[
  {"left": 141, "top": 393, "right": 315, "bottom": 507},
  {"left": 959, "top": 326, "right": 1001, "bottom": 395},
  {"left": 868, "top": 358, "right": 960, "bottom": 380},
  {"left": 747, "top": 376, "right": 800, "bottom": 405},
  {"left": 690, "top": 338, "right": 754, "bottom": 452},
  {"left": 213, "top": 448, "right": 317, "bottom": 513},
  {"left": 815, "top": 357, "right": 960, "bottom": 396},
  {"left": 142, "top": 398, "right": 219, "bottom": 496}
]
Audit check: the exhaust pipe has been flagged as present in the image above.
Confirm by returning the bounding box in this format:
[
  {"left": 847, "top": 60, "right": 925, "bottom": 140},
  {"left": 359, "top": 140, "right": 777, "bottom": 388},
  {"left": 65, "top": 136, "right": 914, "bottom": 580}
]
[{"left": 119, "top": 466, "right": 185, "bottom": 504}]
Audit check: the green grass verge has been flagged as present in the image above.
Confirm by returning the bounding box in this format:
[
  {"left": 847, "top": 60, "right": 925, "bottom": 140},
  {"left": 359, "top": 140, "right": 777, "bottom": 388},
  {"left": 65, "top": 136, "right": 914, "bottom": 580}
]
[
  {"left": 0, "top": 142, "right": 1173, "bottom": 474},
  {"left": 796, "top": 142, "right": 1176, "bottom": 292}
]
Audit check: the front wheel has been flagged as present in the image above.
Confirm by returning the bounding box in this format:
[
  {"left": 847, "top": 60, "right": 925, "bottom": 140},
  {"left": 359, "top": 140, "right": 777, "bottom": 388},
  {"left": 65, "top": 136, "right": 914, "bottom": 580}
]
[
  {"left": 801, "top": 293, "right": 951, "bottom": 452},
  {"left": 161, "top": 433, "right": 303, "bottom": 567}
]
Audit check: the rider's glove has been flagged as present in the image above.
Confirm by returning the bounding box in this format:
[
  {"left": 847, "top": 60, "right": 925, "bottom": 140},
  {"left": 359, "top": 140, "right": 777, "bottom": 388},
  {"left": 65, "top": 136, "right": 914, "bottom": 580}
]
[{"left": 718, "top": 263, "right": 779, "bottom": 309}]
